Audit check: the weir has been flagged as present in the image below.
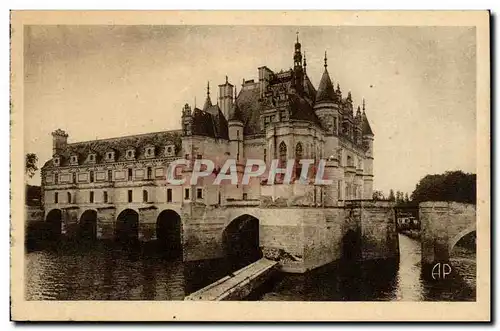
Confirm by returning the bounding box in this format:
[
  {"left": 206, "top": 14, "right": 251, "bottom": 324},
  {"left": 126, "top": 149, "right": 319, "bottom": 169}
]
[{"left": 184, "top": 258, "right": 279, "bottom": 301}]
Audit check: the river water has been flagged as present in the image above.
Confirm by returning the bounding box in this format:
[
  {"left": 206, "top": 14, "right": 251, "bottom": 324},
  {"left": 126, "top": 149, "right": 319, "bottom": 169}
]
[{"left": 25, "top": 234, "right": 476, "bottom": 301}]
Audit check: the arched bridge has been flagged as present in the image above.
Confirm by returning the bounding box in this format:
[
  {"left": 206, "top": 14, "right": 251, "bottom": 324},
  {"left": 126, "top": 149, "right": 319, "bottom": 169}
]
[{"left": 420, "top": 201, "right": 476, "bottom": 268}]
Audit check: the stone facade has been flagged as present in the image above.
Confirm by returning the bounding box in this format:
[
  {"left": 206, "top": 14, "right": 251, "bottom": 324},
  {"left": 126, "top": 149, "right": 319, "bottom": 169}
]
[{"left": 39, "top": 37, "right": 392, "bottom": 273}]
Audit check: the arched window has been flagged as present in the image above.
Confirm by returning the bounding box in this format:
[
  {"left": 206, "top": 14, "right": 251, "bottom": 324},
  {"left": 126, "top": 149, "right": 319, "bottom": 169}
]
[
  {"left": 143, "top": 190, "right": 148, "bottom": 203},
  {"left": 295, "top": 142, "right": 303, "bottom": 179},
  {"left": 67, "top": 192, "right": 72, "bottom": 204},
  {"left": 295, "top": 142, "right": 303, "bottom": 159},
  {"left": 279, "top": 141, "right": 287, "bottom": 162}
]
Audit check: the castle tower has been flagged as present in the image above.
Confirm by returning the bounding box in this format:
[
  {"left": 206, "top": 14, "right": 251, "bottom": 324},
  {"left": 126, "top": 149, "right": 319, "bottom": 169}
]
[
  {"left": 226, "top": 88, "right": 245, "bottom": 200},
  {"left": 181, "top": 103, "right": 193, "bottom": 136},
  {"left": 362, "top": 100, "right": 374, "bottom": 199},
  {"left": 51, "top": 129, "right": 68, "bottom": 156},
  {"left": 218, "top": 76, "right": 234, "bottom": 120},
  {"left": 314, "top": 51, "right": 340, "bottom": 136},
  {"left": 293, "top": 33, "right": 304, "bottom": 95}
]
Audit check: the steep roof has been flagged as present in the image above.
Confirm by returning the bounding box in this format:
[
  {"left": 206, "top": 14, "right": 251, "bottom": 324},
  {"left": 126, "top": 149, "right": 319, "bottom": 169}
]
[
  {"left": 42, "top": 130, "right": 182, "bottom": 169},
  {"left": 236, "top": 86, "right": 262, "bottom": 136},
  {"left": 229, "top": 97, "right": 244, "bottom": 122},
  {"left": 192, "top": 106, "right": 229, "bottom": 140},
  {"left": 315, "top": 68, "right": 336, "bottom": 103},
  {"left": 303, "top": 74, "right": 317, "bottom": 102},
  {"left": 289, "top": 94, "right": 323, "bottom": 128},
  {"left": 362, "top": 111, "right": 374, "bottom": 136}
]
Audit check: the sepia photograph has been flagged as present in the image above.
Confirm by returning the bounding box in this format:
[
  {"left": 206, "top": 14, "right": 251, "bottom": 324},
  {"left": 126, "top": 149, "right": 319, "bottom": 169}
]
[{"left": 10, "top": 10, "right": 490, "bottom": 321}]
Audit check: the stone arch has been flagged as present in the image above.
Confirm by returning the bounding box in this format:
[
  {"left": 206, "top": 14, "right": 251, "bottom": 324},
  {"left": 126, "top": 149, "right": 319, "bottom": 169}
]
[
  {"left": 449, "top": 224, "right": 476, "bottom": 253},
  {"left": 45, "top": 209, "right": 62, "bottom": 239},
  {"left": 156, "top": 209, "right": 183, "bottom": 258},
  {"left": 223, "top": 214, "right": 262, "bottom": 270},
  {"left": 79, "top": 209, "right": 97, "bottom": 241},
  {"left": 115, "top": 208, "right": 139, "bottom": 244}
]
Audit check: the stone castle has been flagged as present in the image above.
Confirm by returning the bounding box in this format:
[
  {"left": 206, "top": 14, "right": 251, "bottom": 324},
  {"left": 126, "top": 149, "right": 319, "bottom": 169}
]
[{"left": 40, "top": 37, "right": 396, "bottom": 273}]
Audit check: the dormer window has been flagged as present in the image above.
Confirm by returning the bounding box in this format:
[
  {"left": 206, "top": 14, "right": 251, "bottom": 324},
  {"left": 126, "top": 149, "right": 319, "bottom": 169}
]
[
  {"left": 70, "top": 155, "right": 79, "bottom": 166},
  {"left": 126, "top": 148, "right": 136, "bottom": 160},
  {"left": 88, "top": 153, "right": 97, "bottom": 164},
  {"left": 53, "top": 156, "right": 60, "bottom": 167},
  {"left": 145, "top": 146, "right": 155, "bottom": 159},
  {"left": 105, "top": 150, "right": 115, "bottom": 162},
  {"left": 164, "top": 142, "right": 175, "bottom": 157}
]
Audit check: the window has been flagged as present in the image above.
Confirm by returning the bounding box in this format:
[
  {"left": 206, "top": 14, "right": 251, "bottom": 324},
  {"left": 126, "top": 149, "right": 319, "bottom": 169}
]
[
  {"left": 103, "top": 191, "right": 108, "bottom": 203},
  {"left": 279, "top": 141, "right": 287, "bottom": 162},
  {"left": 184, "top": 188, "right": 190, "bottom": 200},
  {"left": 338, "top": 181, "right": 342, "bottom": 200},
  {"left": 73, "top": 172, "right": 77, "bottom": 183},
  {"left": 347, "top": 155, "right": 353, "bottom": 167},
  {"left": 128, "top": 190, "right": 133, "bottom": 203},
  {"left": 185, "top": 154, "right": 189, "bottom": 160},
  {"left": 89, "top": 154, "right": 94, "bottom": 161},
  {"left": 167, "top": 188, "right": 172, "bottom": 202},
  {"left": 127, "top": 151, "right": 132, "bottom": 157},
  {"left": 89, "top": 191, "right": 94, "bottom": 203},
  {"left": 54, "top": 173, "right": 58, "bottom": 184},
  {"left": 333, "top": 117, "right": 338, "bottom": 134},
  {"left": 196, "top": 154, "right": 202, "bottom": 159},
  {"left": 167, "top": 146, "right": 172, "bottom": 154},
  {"left": 108, "top": 170, "right": 113, "bottom": 182},
  {"left": 147, "top": 167, "right": 152, "bottom": 180},
  {"left": 243, "top": 193, "right": 248, "bottom": 200},
  {"left": 54, "top": 192, "right": 58, "bottom": 203},
  {"left": 295, "top": 142, "right": 303, "bottom": 178},
  {"left": 143, "top": 190, "right": 148, "bottom": 202},
  {"left": 67, "top": 192, "right": 72, "bottom": 203},
  {"left": 197, "top": 188, "right": 203, "bottom": 199},
  {"left": 236, "top": 130, "right": 240, "bottom": 138},
  {"left": 107, "top": 152, "right": 112, "bottom": 159},
  {"left": 128, "top": 168, "right": 133, "bottom": 181},
  {"left": 90, "top": 171, "right": 94, "bottom": 183}
]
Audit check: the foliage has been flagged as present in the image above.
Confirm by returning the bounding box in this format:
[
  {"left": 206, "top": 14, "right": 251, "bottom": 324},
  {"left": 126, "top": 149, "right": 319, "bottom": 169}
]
[
  {"left": 388, "top": 189, "right": 395, "bottom": 202},
  {"left": 410, "top": 170, "right": 476, "bottom": 204},
  {"left": 372, "top": 190, "right": 385, "bottom": 201},
  {"left": 25, "top": 153, "right": 38, "bottom": 178},
  {"left": 26, "top": 184, "right": 41, "bottom": 206}
]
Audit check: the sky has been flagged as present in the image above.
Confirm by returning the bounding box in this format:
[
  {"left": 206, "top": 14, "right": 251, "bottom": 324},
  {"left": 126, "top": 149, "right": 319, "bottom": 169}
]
[{"left": 24, "top": 25, "right": 476, "bottom": 195}]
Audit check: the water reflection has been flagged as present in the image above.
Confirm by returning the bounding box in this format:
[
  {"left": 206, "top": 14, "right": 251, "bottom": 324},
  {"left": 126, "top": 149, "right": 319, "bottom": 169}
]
[
  {"left": 257, "top": 234, "right": 475, "bottom": 301},
  {"left": 25, "top": 234, "right": 476, "bottom": 301}
]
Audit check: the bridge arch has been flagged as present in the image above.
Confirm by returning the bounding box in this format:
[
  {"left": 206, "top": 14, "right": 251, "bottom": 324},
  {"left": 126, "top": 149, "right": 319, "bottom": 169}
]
[
  {"left": 223, "top": 214, "right": 262, "bottom": 270},
  {"left": 45, "top": 209, "right": 62, "bottom": 239},
  {"left": 115, "top": 208, "right": 139, "bottom": 244},
  {"left": 79, "top": 209, "right": 97, "bottom": 241},
  {"left": 449, "top": 224, "right": 476, "bottom": 253},
  {"left": 341, "top": 229, "right": 362, "bottom": 261},
  {"left": 156, "top": 209, "right": 183, "bottom": 258}
]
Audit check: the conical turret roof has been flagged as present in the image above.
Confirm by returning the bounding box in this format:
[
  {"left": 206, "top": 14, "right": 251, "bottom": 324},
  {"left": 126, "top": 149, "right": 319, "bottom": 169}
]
[{"left": 315, "top": 68, "right": 336, "bottom": 103}]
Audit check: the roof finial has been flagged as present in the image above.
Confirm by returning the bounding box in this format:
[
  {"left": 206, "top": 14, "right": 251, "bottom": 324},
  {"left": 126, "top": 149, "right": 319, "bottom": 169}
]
[
  {"left": 225, "top": 75, "right": 228, "bottom": 84},
  {"left": 207, "top": 81, "right": 210, "bottom": 96},
  {"left": 324, "top": 50, "right": 328, "bottom": 68},
  {"left": 303, "top": 51, "right": 307, "bottom": 72},
  {"left": 234, "top": 86, "right": 238, "bottom": 101},
  {"left": 296, "top": 31, "right": 299, "bottom": 43},
  {"left": 194, "top": 96, "right": 197, "bottom": 108}
]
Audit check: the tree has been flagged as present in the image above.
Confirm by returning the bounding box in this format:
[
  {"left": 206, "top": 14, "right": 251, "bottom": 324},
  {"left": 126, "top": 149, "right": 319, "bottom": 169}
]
[
  {"left": 411, "top": 170, "right": 476, "bottom": 204},
  {"left": 388, "top": 189, "right": 395, "bottom": 202},
  {"left": 404, "top": 192, "right": 409, "bottom": 203},
  {"left": 372, "top": 190, "right": 384, "bottom": 201},
  {"left": 25, "top": 153, "right": 38, "bottom": 179}
]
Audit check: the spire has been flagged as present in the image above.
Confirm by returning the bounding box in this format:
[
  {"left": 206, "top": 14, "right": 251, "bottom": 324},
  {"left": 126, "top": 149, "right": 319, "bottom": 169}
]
[
  {"left": 296, "top": 31, "right": 299, "bottom": 43},
  {"left": 303, "top": 51, "right": 307, "bottom": 74},
  {"left": 203, "top": 81, "right": 212, "bottom": 110},
  {"left": 324, "top": 50, "right": 327, "bottom": 68}
]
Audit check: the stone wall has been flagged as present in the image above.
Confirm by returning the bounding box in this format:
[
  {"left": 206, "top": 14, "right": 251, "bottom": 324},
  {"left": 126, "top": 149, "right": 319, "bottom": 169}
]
[{"left": 420, "top": 201, "right": 476, "bottom": 266}]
